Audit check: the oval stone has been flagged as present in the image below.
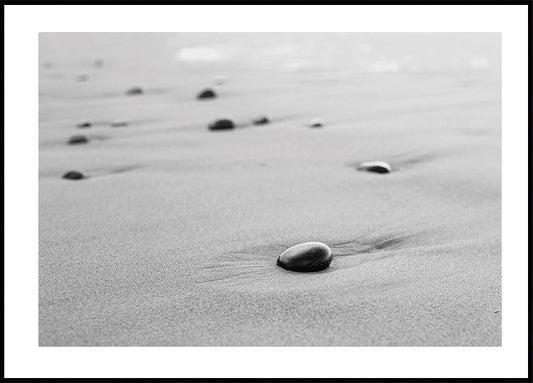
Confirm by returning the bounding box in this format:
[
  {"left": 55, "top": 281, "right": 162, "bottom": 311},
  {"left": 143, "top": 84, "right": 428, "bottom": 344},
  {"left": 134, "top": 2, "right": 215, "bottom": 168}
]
[
  {"left": 252, "top": 115, "right": 270, "bottom": 125},
  {"left": 197, "top": 88, "right": 217, "bottom": 99},
  {"left": 62, "top": 171, "right": 85, "bottom": 180},
  {"left": 277, "top": 242, "right": 332, "bottom": 272},
  {"left": 68, "top": 135, "right": 89, "bottom": 145},
  {"left": 126, "top": 87, "right": 144, "bottom": 96},
  {"left": 357, "top": 161, "right": 392, "bottom": 174},
  {"left": 309, "top": 118, "right": 324, "bottom": 128},
  {"left": 208, "top": 118, "right": 235, "bottom": 131}
]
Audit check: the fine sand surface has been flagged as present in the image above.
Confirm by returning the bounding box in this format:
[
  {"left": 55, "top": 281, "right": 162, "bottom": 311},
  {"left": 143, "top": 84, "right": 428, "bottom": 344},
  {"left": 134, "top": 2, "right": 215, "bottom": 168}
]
[{"left": 39, "top": 34, "right": 501, "bottom": 346}]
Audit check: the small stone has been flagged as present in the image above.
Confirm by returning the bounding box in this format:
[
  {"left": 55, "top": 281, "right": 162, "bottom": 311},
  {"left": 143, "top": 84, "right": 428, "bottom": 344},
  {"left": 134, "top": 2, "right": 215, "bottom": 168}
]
[
  {"left": 277, "top": 242, "right": 332, "bottom": 272},
  {"left": 76, "top": 74, "right": 89, "bottom": 82},
  {"left": 68, "top": 135, "right": 89, "bottom": 145},
  {"left": 357, "top": 161, "right": 392, "bottom": 174},
  {"left": 62, "top": 171, "right": 85, "bottom": 180},
  {"left": 126, "top": 87, "right": 144, "bottom": 96},
  {"left": 197, "top": 88, "right": 217, "bottom": 99},
  {"left": 252, "top": 115, "right": 270, "bottom": 125},
  {"left": 76, "top": 121, "right": 92, "bottom": 129},
  {"left": 110, "top": 119, "right": 129, "bottom": 128},
  {"left": 309, "top": 118, "right": 324, "bottom": 128},
  {"left": 94, "top": 59, "right": 104, "bottom": 68},
  {"left": 208, "top": 117, "right": 235, "bottom": 131}
]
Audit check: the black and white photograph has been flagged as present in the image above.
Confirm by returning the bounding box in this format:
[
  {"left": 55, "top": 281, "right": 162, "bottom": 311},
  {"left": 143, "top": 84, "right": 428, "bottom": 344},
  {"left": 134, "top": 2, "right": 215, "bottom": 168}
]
[
  {"left": 38, "top": 32, "right": 503, "bottom": 347},
  {"left": 4, "top": 3, "right": 529, "bottom": 380}
]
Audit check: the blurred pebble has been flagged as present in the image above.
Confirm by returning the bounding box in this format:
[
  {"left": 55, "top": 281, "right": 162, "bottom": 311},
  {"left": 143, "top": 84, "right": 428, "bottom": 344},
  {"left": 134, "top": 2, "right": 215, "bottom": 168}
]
[
  {"left": 277, "top": 242, "right": 332, "bottom": 272},
  {"left": 197, "top": 88, "right": 217, "bottom": 99},
  {"left": 62, "top": 171, "right": 85, "bottom": 180},
  {"left": 77, "top": 121, "right": 92, "bottom": 129},
  {"left": 357, "top": 161, "right": 392, "bottom": 174},
  {"left": 94, "top": 59, "right": 104, "bottom": 68},
  {"left": 126, "top": 87, "right": 144, "bottom": 96},
  {"left": 309, "top": 118, "right": 324, "bottom": 128},
  {"left": 76, "top": 74, "right": 89, "bottom": 82},
  {"left": 252, "top": 115, "right": 270, "bottom": 125},
  {"left": 68, "top": 135, "right": 89, "bottom": 145},
  {"left": 208, "top": 117, "right": 235, "bottom": 131}
]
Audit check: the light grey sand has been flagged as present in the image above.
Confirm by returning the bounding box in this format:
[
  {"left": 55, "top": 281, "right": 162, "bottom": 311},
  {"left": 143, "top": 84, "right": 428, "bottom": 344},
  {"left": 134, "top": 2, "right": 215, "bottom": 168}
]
[{"left": 39, "top": 33, "right": 501, "bottom": 346}]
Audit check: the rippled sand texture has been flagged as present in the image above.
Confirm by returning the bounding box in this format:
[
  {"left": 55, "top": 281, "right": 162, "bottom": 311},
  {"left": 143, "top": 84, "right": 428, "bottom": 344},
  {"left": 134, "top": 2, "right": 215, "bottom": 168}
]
[{"left": 39, "top": 33, "right": 501, "bottom": 346}]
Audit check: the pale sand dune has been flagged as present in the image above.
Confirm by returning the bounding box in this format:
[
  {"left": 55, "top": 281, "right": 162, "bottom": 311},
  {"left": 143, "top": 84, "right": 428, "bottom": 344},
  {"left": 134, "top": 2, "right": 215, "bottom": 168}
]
[{"left": 39, "top": 34, "right": 500, "bottom": 346}]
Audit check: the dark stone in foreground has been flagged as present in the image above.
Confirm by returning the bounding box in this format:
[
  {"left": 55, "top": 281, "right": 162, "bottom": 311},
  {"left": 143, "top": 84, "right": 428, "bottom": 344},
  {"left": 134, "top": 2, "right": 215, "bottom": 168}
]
[
  {"left": 68, "top": 135, "right": 89, "bottom": 145},
  {"left": 197, "top": 88, "right": 217, "bottom": 99},
  {"left": 62, "top": 171, "right": 85, "bottom": 180},
  {"left": 126, "top": 87, "right": 144, "bottom": 96},
  {"left": 252, "top": 115, "right": 270, "bottom": 125},
  {"left": 277, "top": 242, "right": 332, "bottom": 272},
  {"left": 357, "top": 161, "right": 392, "bottom": 174},
  {"left": 208, "top": 118, "right": 235, "bottom": 131},
  {"left": 77, "top": 121, "right": 92, "bottom": 129}
]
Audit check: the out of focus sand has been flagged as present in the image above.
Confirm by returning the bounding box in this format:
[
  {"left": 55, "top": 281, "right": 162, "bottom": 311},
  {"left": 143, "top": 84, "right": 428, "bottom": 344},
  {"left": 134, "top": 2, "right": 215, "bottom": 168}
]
[{"left": 39, "top": 34, "right": 501, "bottom": 346}]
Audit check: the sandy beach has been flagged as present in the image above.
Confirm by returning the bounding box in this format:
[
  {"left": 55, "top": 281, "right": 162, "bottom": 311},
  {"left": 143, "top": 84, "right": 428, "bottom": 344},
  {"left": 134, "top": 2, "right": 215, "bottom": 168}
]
[{"left": 39, "top": 33, "right": 501, "bottom": 346}]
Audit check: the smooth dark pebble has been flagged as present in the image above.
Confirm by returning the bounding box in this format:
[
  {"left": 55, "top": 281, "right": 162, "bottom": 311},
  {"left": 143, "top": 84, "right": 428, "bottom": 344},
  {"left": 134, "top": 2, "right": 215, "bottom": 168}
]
[
  {"left": 357, "top": 161, "right": 392, "bottom": 174},
  {"left": 277, "top": 242, "right": 332, "bottom": 272},
  {"left": 208, "top": 118, "right": 235, "bottom": 131},
  {"left": 68, "top": 135, "right": 89, "bottom": 145},
  {"left": 77, "top": 121, "right": 92, "bottom": 129},
  {"left": 126, "top": 87, "right": 144, "bottom": 96},
  {"left": 62, "top": 171, "right": 85, "bottom": 180},
  {"left": 197, "top": 88, "right": 217, "bottom": 99},
  {"left": 252, "top": 115, "right": 270, "bottom": 125}
]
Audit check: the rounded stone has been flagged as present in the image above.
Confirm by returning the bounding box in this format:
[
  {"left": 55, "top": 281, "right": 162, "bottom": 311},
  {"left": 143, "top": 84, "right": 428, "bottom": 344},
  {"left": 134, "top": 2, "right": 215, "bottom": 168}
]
[
  {"left": 62, "top": 171, "right": 85, "bottom": 180},
  {"left": 208, "top": 118, "right": 235, "bottom": 131},
  {"left": 197, "top": 88, "right": 217, "bottom": 99},
  {"left": 277, "top": 242, "right": 332, "bottom": 272},
  {"left": 357, "top": 161, "right": 392, "bottom": 174},
  {"left": 68, "top": 135, "right": 89, "bottom": 145},
  {"left": 309, "top": 118, "right": 324, "bottom": 128},
  {"left": 252, "top": 115, "right": 270, "bottom": 125},
  {"left": 126, "top": 87, "right": 144, "bottom": 96},
  {"left": 77, "top": 121, "right": 92, "bottom": 129}
]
